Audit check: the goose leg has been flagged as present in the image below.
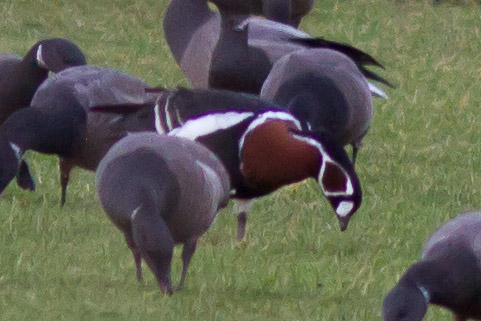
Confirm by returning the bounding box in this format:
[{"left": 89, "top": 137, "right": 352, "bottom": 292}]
[
  {"left": 175, "top": 237, "right": 198, "bottom": 291},
  {"left": 59, "top": 158, "right": 74, "bottom": 206},
  {"left": 131, "top": 207, "right": 174, "bottom": 295},
  {"left": 233, "top": 199, "right": 254, "bottom": 242}
]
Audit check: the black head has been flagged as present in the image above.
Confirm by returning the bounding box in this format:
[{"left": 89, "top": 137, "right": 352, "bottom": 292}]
[
  {"left": 291, "top": 129, "right": 362, "bottom": 231},
  {"left": 25, "top": 38, "right": 87, "bottom": 73},
  {"left": 0, "top": 140, "right": 22, "bottom": 195},
  {"left": 383, "top": 285, "right": 428, "bottom": 321}
]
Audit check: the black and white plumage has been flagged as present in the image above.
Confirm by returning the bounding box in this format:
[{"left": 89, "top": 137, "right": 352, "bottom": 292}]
[
  {"left": 96, "top": 133, "right": 231, "bottom": 294},
  {"left": 92, "top": 87, "right": 363, "bottom": 238},
  {"left": 383, "top": 212, "right": 481, "bottom": 321}
]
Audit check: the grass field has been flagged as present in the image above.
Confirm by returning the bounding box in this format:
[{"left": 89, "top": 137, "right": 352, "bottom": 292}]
[{"left": 1, "top": 0, "right": 481, "bottom": 320}]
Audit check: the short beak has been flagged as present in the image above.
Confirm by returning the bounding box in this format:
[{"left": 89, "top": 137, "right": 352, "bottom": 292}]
[{"left": 338, "top": 216, "right": 350, "bottom": 232}]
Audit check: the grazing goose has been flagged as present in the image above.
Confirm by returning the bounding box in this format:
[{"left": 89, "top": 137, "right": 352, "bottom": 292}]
[
  {"left": 92, "top": 87, "right": 362, "bottom": 240},
  {"left": 0, "top": 65, "right": 156, "bottom": 203},
  {"left": 383, "top": 211, "right": 481, "bottom": 321},
  {"left": 164, "top": 0, "right": 389, "bottom": 95},
  {"left": 249, "top": 0, "right": 317, "bottom": 27},
  {"left": 0, "top": 38, "right": 87, "bottom": 125},
  {"left": 208, "top": 0, "right": 390, "bottom": 96},
  {"left": 97, "top": 133, "right": 230, "bottom": 294},
  {"left": 261, "top": 49, "right": 376, "bottom": 163}
]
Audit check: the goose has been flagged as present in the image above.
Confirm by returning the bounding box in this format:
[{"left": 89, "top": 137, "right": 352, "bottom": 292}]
[
  {"left": 0, "top": 65, "right": 156, "bottom": 204},
  {"left": 92, "top": 87, "right": 362, "bottom": 241},
  {"left": 261, "top": 48, "right": 377, "bottom": 163},
  {"left": 383, "top": 211, "right": 481, "bottom": 321},
  {"left": 96, "top": 132, "right": 230, "bottom": 294}
]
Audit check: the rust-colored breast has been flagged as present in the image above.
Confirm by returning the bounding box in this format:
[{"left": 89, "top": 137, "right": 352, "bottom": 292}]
[{"left": 240, "top": 120, "right": 320, "bottom": 193}]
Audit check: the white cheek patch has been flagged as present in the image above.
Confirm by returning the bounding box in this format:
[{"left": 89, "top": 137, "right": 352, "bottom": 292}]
[
  {"left": 319, "top": 159, "right": 354, "bottom": 196},
  {"left": 336, "top": 201, "right": 354, "bottom": 217},
  {"left": 238, "top": 110, "right": 302, "bottom": 152},
  {"left": 169, "top": 111, "right": 254, "bottom": 141},
  {"left": 36, "top": 44, "right": 47, "bottom": 68},
  {"left": 292, "top": 134, "right": 354, "bottom": 197}
]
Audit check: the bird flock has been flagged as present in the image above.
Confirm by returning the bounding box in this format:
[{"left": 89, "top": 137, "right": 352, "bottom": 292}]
[{"left": 0, "top": 1, "right": 479, "bottom": 320}]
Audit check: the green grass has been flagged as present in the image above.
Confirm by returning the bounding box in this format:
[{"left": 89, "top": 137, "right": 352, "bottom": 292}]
[{"left": 1, "top": 0, "right": 481, "bottom": 320}]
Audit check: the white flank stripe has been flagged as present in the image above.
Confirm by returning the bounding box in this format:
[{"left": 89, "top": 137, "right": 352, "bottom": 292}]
[
  {"left": 292, "top": 134, "right": 354, "bottom": 197},
  {"left": 196, "top": 160, "right": 221, "bottom": 187},
  {"left": 36, "top": 44, "right": 47, "bottom": 68},
  {"left": 169, "top": 112, "right": 254, "bottom": 141},
  {"left": 154, "top": 102, "right": 164, "bottom": 134},
  {"left": 336, "top": 201, "right": 354, "bottom": 217},
  {"left": 164, "top": 94, "right": 174, "bottom": 131},
  {"left": 368, "top": 82, "right": 388, "bottom": 99},
  {"left": 238, "top": 111, "right": 302, "bottom": 152}
]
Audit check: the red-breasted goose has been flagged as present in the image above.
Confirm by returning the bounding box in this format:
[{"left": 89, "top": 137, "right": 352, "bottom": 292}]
[
  {"left": 0, "top": 65, "right": 156, "bottom": 203},
  {"left": 261, "top": 48, "right": 375, "bottom": 163},
  {"left": 96, "top": 133, "right": 230, "bottom": 294},
  {"left": 383, "top": 212, "right": 481, "bottom": 321},
  {"left": 0, "top": 38, "right": 87, "bottom": 125},
  {"left": 92, "top": 87, "right": 362, "bottom": 240},
  {"left": 249, "top": 0, "right": 317, "bottom": 27}
]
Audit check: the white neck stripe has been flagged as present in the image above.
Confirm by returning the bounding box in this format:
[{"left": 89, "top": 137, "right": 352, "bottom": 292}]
[
  {"left": 238, "top": 111, "right": 302, "bottom": 153},
  {"left": 292, "top": 134, "right": 354, "bottom": 197},
  {"left": 168, "top": 111, "right": 254, "bottom": 141},
  {"left": 36, "top": 44, "right": 47, "bottom": 68}
]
